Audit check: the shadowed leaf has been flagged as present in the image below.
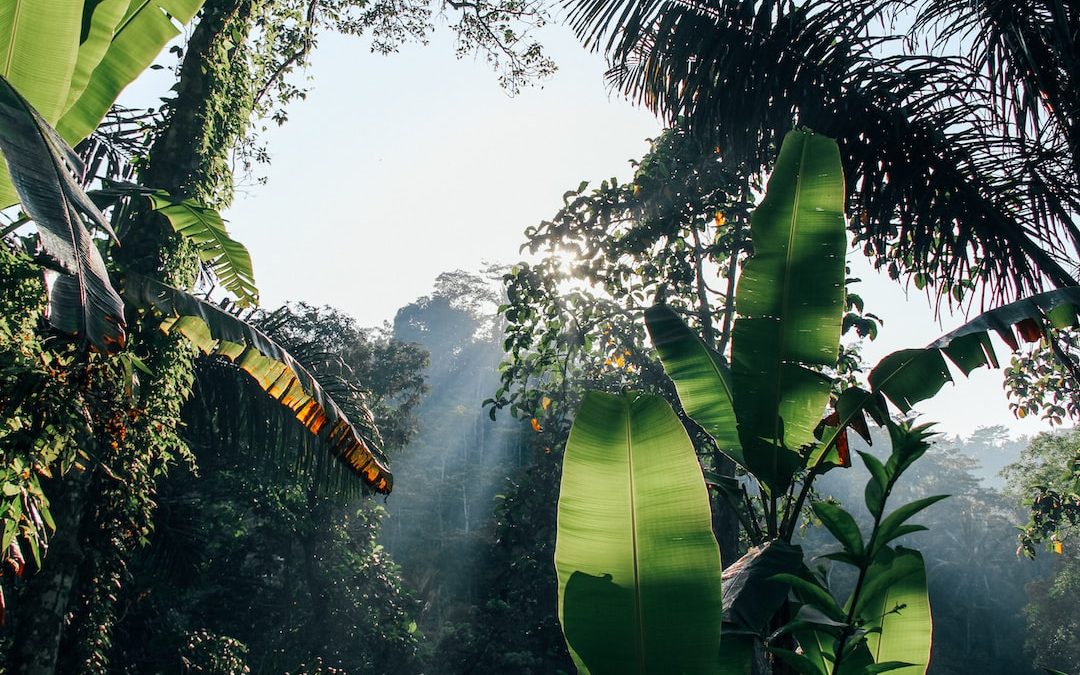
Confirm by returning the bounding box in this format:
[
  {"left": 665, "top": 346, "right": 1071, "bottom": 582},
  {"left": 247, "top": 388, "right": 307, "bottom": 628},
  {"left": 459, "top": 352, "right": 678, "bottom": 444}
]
[{"left": 0, "top": 74, "right": 125, "bottom": 351}]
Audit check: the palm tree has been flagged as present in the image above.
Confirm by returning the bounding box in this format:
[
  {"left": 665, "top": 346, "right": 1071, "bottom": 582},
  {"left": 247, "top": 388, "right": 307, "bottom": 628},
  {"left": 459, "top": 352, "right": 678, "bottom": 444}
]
[{"left": 565, "top": 0, "right": 1080, "bottom": 303}]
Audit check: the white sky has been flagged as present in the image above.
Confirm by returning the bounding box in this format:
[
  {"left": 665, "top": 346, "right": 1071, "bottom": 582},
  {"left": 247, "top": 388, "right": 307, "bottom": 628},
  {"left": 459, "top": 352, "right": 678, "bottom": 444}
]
[{"left": 121, "top": 21, "right": 1063, "bottom": 440}]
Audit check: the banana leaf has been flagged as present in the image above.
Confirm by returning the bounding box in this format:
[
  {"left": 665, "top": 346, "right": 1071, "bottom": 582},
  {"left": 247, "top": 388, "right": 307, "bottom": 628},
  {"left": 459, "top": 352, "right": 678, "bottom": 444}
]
[
  {"left": 0, "top": 0, "right": 83, "bottom": 206},
  {"left": 124, "top": 274, "right": 392, "bottom": 494},
  {"left": 64, "top": 0, "right": 132, "bottom": 115},
  {"left": 0, "top": 74, "right": 125, "bottom": 351},
  {"left": 147, "top": 193, "right": 258, "bottom": 306},
  {"left": 555, "top": 391, "right": 723, "bottom": 674},
  {"left": 57, "top": 0, "right": 206, "bottom": 144},
  {"left": 855, "top": 547, "right": 932, "bottom": 675},
  {"left": 644, "top": 303, "right": 744, "bottom": 467},
  {"left": 730, "top": 130, "right": 846, "bottom": 491},
  {"left": 870, "top": 287, "right": 1080, "bottom": 412}
]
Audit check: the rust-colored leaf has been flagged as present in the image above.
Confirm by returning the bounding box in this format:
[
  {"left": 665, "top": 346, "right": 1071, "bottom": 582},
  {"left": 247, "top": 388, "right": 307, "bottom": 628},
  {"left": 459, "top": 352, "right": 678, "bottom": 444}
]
[
  {"left": 1015, "top": 318, "right": 1043, "bottom": 343},
  {"left": 835, "top": 428, "right": 851, "bottom": 467},
  {"left": 531, "top": 418, "right": 542, "bottom": 433},
  {"left": 848, "top": 409, "right": 872, "bottom": 444}
]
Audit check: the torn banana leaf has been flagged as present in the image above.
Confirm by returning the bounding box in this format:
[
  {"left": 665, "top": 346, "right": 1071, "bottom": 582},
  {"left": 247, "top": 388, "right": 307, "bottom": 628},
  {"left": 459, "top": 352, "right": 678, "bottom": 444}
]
[{"left": 125, "top": 274, "right": 392, "bottom": 493}]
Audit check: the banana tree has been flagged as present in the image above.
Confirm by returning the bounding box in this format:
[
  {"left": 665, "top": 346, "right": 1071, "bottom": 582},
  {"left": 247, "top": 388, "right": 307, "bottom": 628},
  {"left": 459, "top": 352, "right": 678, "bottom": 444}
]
[
  {"left": 0, "top": 0, "right": 206, "bottom": 206},
  {"left": 0, "top": 0, "right": 392, "bottom": 491},
  {"left": 555, "top": 128, "right": 1080, "bottom": 674},
  {"left": 0, "top": 5, "right": 392, "bottom": 618},
  {"left": 0, "top": 72, "right": 394, "bottom": 474}
]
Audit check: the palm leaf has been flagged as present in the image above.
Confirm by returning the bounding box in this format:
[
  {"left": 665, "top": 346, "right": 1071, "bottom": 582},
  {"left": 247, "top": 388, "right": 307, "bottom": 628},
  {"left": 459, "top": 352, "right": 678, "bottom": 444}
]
[
  {"left": 56, "top": 0, "right": 206, "bottom": 145},
  {"left": 556, "top": 391, "right": 723, "bottom": 674},
  {"left": 0, "top": 73, "right": 125, "bottom": 351},
  {"left": 869, "top": 286, "right": 1080, "bottom": 412},
  {"left": 730, "top": 130, "right": 846, "bottom": 491},
  {"left": 124, "top": 274, "right": 392, "bottom": 494},
  {"left": 567, "top": 0, "right": 1079, "bottom": 300}
]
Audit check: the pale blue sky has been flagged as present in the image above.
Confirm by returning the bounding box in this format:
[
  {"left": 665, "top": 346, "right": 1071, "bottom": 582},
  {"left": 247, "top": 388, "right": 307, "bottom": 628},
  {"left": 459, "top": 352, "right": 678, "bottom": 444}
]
[{"left": 122, "top": 21, "right": 1061, "bottom": 439}]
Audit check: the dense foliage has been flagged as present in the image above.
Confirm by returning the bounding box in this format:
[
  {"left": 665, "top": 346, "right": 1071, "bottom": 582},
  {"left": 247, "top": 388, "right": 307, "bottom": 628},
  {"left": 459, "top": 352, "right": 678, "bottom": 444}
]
[{"left": 0, "top": 0, "right": 1078, "bottom": 673}]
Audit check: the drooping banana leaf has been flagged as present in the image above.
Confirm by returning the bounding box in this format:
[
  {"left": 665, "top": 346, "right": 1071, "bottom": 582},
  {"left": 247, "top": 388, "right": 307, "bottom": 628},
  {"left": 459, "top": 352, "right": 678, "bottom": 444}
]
[
  {"left": 0, "top": 74, "right": 125, "bottom": 351},
  {"left": 0, "top": 0, "right": 83, "bottom": 207},
  {"left": 870, "top": 286, "right": 1080, "bottom": 412},
  {"left": 124, "top": 274, "right": 392, "bottom": 494},
  {"left": 146, "top": 193, "right": 258, "bottom": 306},
  {"left": 555, "top": 391, "right": 723, "bottom": 674},
  {"left": 711, "top": 541, "right": 808, "bottom": 675},
  {"left": 56, "top": 0, "right": 206, "bottom": 145},
  {"left": 730, "top": 130, "right": 846, "bottom": 492},
  {"left": 854, "top": 546, "right": 932, "bottom": 675},
  {"left": 644, "top": 303, "right": 744, "bottom": 467}
]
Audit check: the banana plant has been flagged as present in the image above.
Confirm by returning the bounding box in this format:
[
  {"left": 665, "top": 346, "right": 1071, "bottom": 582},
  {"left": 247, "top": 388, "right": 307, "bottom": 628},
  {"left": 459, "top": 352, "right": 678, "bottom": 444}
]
[
  {"left": 0, "top": 0, "right": 206, "bottom": 206},
  {"left": 557, "top": 127, "right": 1080, "bottom": 673},
  {"left": 555, "top": 130, "right": 921, "bottom": 674},
  {"left": 0, "top": 65, "right": 391, "bottom": 492}
]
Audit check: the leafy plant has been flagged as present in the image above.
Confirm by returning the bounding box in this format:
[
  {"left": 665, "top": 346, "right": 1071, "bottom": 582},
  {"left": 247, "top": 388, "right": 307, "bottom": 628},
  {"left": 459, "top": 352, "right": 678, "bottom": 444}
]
[
  {"left": 553, "top": 128, "right": 1080, "bottom": 673},
  {"left": 555, "top": 391, "right": 724, "bottom": 673},
  {"left": 0, "top": 70, "right": 391, "bottom": 492}
]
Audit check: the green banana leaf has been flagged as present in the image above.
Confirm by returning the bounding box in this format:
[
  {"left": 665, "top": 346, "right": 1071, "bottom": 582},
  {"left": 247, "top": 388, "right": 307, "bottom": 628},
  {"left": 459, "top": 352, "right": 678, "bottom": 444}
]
[
  {"left": 0, "top": 0, "right": 83, "bottom": 206},
  {"left": 56, "top": 0, "right": 206, "bottom": 144},
  {"left": 64, "top": 0, "right": 132, "bottom": 115},
  {"left": 855, "top": 547, "right": 932, "bottom": 675},
  {"left": 870, "top": 287, "right": 1080, "bottom": 412},
  {"left": 555, "top": 391, "right": 723, "bottom": 674},
  {"left": 644, "top": 303, "right": 744, "bottom": 467},
  {"left": 0, "top": 74, "right": 125, "bottom": 351},
  {"left": 730, "top": 130, "right": 846, "bottom": 491},
  {"left": 124, "top": 274, "right": 393, "bottom": 494},
  {"left": 147, "top": 192, "right": 258, "bottom": 306},
  {"left": 0, "top": 0, "right": 205, "bottom": 206}
]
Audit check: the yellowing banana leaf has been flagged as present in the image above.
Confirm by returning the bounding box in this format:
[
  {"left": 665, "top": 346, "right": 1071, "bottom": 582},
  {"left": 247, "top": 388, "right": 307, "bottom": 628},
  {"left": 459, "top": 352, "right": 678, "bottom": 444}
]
[
  {"left": 855, "top": 547, "right": 932, "bottom": 675},
  {"left": 870, "top": 287, "right": 1080, "bottom": 412},
  {"left": 0, "top": 74, "right": 125, "bottom": 351},
  {"left": 147, "top": 193, "right": 258, "bottom": 306},
  {"left": 556, "top": 391, "right": 723, "bottom": 674},
  {"left": 124, "top": 274, "right": 392, "bottom": 494},
  {"left": 644, "top": 303, "right": 744, "bottom": 467},
  {"left": 730, "top": 130, "right": 846, "bottom": 491},
  {"left": 0, "top": 0, "right": 83, "bottom": 207},
  {"left": 57, "top": 0, "right": 206, "bottom": 144}
]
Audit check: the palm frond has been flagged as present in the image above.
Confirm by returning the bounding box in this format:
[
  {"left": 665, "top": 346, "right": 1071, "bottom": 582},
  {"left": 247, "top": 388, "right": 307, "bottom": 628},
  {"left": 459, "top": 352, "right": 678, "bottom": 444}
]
[{"left": 566, "top": 0, "right": 1080, "bottom": 302}]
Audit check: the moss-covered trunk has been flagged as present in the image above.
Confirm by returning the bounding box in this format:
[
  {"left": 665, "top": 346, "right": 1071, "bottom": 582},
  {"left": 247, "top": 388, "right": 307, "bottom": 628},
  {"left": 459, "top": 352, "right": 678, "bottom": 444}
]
[{"left": 8, "top": 1, "right": 259, "bottom": 671}]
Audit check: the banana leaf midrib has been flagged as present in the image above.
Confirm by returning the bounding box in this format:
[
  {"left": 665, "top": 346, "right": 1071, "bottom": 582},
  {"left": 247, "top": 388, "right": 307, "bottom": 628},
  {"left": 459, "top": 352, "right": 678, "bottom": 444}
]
[
  {"left": 624, "top": 398, "right": 647, "bottom": 675},
  {"left": 1, "top": 1, "right": 24, "bottom": 78}
]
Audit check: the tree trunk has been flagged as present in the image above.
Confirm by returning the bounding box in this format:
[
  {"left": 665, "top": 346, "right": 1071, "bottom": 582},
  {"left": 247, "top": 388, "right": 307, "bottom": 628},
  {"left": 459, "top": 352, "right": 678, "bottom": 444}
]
[
  {"left": 7, "top": 472, "right": 91, "bottom": 675},
  {"left": 9, "top": 1, "right": 261, "bottom": 672}
]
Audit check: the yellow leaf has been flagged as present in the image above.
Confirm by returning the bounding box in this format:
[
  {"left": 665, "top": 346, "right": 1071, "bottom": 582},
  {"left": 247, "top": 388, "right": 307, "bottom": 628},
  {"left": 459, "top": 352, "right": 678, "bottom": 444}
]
[
  {"left": 541, "top": 396, "right": 552, "bottom": 411},
  {"left": 714, "top": 211, "right": 726, "bottom": 226},
  {"left": 1053, "top": 540, "right": 1064, "bottom": 554}
]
